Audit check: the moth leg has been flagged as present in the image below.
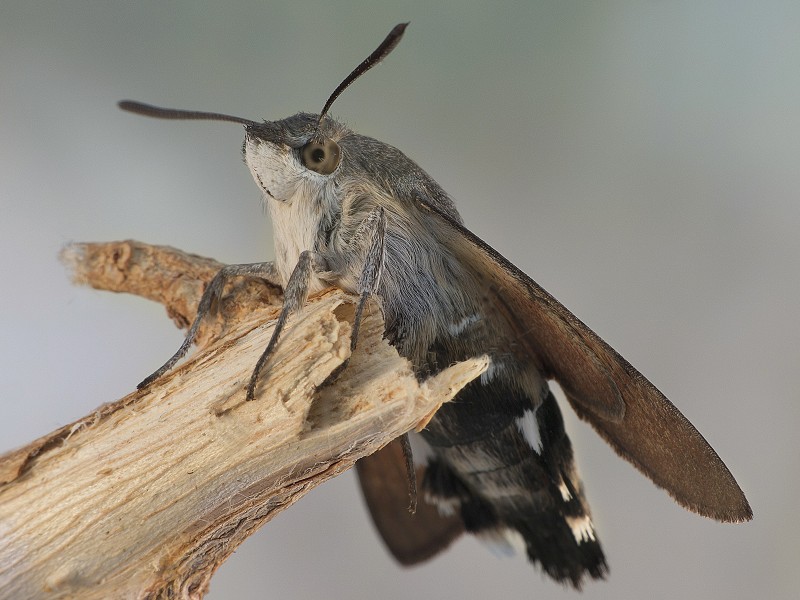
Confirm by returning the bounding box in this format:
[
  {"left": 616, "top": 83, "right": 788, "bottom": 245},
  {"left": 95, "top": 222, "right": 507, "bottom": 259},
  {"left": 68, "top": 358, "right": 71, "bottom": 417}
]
[
  {"left": 354, "top": 208, "right": 419, "bottom": 506},
  {"left": 323, "top": 205, "right": 387, "bottom": 391},
  {"left": 347, "top": 207, "right": 419, "bottom": 508},
  {"left": 247, "top": 250, "right": 328, "bottom": 400},
  {"left": 351, "top": 206, "right": 387, "bottom": 351},
  {"left": 139, "top": 262, "right": 280, "bottom": 389},
  {"left": 399, "top": 433, "right": 418, "bottom": 513}
]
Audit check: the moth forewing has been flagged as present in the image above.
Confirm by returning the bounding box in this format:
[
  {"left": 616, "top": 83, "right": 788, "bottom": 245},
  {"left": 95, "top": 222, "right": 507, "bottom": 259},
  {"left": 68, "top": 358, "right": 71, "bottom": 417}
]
[{"left": 414, "top": 196, "right": 752, "bottom": 523}]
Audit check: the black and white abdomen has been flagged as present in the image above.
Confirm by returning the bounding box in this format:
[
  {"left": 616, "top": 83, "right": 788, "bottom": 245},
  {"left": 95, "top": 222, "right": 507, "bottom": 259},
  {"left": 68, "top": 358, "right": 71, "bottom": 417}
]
[
  {"left": 378, "top": 231, "right": 608, "bottom": 586},
  {"left": 419, "top": 360, "right": 607, "bottom": 587}
]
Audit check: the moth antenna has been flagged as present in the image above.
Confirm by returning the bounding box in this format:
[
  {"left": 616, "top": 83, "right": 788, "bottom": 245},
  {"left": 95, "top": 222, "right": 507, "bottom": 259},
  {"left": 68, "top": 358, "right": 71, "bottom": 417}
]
[
  {"left": 118, "top": 100, "right": 256, "bottom": 126},
  {"left": 316, "top": 22, "right": 409, "bottom": 130}
]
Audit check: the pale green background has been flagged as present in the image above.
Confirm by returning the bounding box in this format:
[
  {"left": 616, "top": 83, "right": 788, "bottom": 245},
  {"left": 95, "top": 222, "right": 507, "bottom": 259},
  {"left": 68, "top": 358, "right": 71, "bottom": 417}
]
[{"left": 2, "top": 2, "right": 797, "bottom": 599}]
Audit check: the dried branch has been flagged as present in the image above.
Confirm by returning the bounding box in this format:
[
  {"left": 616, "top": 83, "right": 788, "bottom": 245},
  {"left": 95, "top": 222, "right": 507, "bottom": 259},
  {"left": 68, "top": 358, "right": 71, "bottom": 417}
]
[{"left": 0, "top": 241, "right": 488, "bottom": 600}]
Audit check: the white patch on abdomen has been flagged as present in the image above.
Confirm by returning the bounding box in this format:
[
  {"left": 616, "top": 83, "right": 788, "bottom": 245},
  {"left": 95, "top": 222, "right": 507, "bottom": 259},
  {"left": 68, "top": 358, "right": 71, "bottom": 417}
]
[
  {"left": 449, "top": 313, "right": 481, "bottom": 336},
  {"left": 558, "top": 480, "right": 573, "bottom": 502},
  {"left": 478, "top": 527, "right": 527, "bottom": 558},
  {"left": 424, "top": 492, "right": 460, "bottom": 517},
  {"left": 480, "top": 359, "right": 505, "bottom": 384},
  {"left": 515, "top": 407, "right": 542, "bottom": 453},
  {"left": 566, "top": 514, "right": 597, "bottom": 544}
]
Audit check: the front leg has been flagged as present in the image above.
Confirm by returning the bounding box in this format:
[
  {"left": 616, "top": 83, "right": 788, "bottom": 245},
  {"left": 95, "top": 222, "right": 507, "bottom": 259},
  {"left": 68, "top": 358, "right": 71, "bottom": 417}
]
[
  {"left": 323, "top": 206, "right": 388, "bottom": 388},
  {"left": 247, "top": 250, "right": 328, "bottom": 400},
  {"left": 138, "top": 261, "right": 280, "bottom": 389}
]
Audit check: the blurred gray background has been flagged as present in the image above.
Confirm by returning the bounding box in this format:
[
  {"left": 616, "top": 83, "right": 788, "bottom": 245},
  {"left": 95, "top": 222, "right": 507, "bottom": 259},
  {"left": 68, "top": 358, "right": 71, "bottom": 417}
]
[{"left": 2, "top": 2, "right": 797, "bottom": 599}]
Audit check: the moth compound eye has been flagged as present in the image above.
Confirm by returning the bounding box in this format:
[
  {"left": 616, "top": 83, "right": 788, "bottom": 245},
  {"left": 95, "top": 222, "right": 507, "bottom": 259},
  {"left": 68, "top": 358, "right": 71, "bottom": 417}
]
[{"left": 300, "top": 138, "right": 341, "bottom": 175}]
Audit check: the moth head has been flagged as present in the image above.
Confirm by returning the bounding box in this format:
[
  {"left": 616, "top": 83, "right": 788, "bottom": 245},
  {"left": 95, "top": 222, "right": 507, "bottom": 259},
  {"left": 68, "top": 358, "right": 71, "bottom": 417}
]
[
  {"left": 242, "top": 114, "right": 346, "bottom": 202},
  {"left": 118, "top": 23, "right": 407, "bottom": 203}
]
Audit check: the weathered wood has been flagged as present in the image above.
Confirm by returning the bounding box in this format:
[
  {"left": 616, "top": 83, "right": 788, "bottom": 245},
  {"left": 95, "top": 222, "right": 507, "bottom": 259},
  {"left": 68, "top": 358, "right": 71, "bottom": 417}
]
[{"left": 0, "top": 241, "right": 488, "bottom": 600}]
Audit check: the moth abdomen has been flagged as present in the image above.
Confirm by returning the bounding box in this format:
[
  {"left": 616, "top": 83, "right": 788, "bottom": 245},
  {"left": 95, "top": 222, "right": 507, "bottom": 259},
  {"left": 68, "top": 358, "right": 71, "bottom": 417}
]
[{"left": 421, "top": 378, "right": 607, "bottom": 587}]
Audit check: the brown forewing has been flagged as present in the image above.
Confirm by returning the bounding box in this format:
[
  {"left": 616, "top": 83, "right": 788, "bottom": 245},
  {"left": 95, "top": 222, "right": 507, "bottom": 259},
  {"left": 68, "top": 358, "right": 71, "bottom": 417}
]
[{"left": 414, "top": 196, "right": 752, "bottom": 524}]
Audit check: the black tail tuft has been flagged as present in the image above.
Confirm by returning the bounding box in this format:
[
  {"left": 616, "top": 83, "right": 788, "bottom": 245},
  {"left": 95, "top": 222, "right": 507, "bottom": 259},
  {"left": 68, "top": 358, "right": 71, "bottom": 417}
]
[{"left": 515, "top": 514, "right": 607, "bottom": 588}]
